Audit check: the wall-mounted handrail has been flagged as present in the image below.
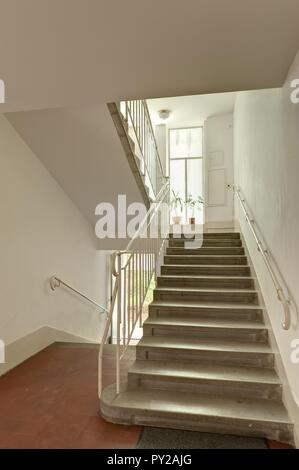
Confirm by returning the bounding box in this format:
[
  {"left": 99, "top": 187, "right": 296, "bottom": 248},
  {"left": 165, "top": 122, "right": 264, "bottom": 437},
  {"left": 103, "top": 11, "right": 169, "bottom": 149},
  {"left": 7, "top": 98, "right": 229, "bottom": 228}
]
[
  {"left": 234, "top": 187, "right": 292, "bottom": 330},
  {"left": 50, "top": 276, "right": 109, "bottom": 316}
]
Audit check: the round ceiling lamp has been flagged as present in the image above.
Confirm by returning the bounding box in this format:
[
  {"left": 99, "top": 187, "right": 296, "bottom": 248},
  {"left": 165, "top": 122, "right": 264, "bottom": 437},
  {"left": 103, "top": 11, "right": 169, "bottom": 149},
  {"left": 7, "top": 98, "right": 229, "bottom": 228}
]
[{"left": 158, "top": 109, "right": 171, "bottom": 121}]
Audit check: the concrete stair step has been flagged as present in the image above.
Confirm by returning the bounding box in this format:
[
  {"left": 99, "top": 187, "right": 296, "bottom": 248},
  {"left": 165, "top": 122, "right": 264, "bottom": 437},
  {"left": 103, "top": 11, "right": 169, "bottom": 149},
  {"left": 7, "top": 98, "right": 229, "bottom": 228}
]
[
  {"left": 161, "top": 264, "right": 251, "bottom": 276},
  {"left": 154, "top": 287, "right": 259, "bottom": 304},
  {"left": 169, "top": 232, "right": 241, "bottom": 239},
  {"left": 137, "top": 336, "right": 274, "bottom": 368},
  {"left": 143, "top": 316, "right": 268, "bottom": 343},
  {"left": 157, "top": 275, "right": 255, "bottom": 289},
  {"left": 164, "top": 255, "right": 248, "bottom": 265},
  {"left": 149, "top": 300, "right": 264, "bottom": 322},
  {"left": 168, "top": 238, "right": 243, "bottom": 247},
  {"left": 128, "top": 360, "right": 282, "bottom": 400},
  {"left": 101, "top": 385, "right": 293, "bottom": 443},
  {"left": 166, "top": 247, "right": 245, "bottom": 255}
]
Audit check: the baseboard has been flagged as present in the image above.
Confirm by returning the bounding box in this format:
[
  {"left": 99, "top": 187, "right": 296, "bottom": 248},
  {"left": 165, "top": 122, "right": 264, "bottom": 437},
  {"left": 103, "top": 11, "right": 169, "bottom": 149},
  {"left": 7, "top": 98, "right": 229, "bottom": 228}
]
[{"left": 0, "top": 326, "right": 96, "bottom": 377}]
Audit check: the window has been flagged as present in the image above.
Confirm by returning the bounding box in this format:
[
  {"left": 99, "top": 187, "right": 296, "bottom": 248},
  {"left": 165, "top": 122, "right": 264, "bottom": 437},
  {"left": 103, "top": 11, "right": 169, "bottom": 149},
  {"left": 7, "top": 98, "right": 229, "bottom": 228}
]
[{"left": 169, "top": 127, "right": 203, "bottom": 224}]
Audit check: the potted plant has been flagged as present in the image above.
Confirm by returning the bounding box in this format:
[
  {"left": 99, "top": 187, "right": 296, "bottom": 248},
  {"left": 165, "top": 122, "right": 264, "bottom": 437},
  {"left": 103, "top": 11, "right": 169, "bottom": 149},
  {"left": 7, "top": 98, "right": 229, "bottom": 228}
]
[
  {"left": 171, "top": 190, "right": 184, "bottom": 224},
  {"left": 185, "top": 194, "right": 204, "bottom": 225}
]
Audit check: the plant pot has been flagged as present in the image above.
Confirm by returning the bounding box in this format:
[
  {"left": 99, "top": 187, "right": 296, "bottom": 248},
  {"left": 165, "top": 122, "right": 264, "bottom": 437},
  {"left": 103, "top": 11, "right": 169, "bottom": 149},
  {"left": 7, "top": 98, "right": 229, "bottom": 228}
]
[
  {"left": 172, "top": 216, "right": 182, "bottom": 225},
  {"left": 189, "top": 217, "right": 196, "bottom": 225}
]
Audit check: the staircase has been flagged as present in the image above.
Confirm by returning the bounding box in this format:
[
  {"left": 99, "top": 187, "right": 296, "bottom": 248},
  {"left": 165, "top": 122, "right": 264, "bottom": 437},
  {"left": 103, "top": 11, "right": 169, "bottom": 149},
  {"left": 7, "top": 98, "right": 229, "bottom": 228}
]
[{"left": 101, "top": 232, "right": 294, "bottom": 444}]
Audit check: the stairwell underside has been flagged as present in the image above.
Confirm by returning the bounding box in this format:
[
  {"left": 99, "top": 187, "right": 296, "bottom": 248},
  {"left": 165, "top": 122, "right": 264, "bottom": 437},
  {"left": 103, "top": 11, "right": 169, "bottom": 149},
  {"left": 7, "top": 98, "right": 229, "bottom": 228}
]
[{"left": 100, "top": 232, "right": 294, "bottom": 445}]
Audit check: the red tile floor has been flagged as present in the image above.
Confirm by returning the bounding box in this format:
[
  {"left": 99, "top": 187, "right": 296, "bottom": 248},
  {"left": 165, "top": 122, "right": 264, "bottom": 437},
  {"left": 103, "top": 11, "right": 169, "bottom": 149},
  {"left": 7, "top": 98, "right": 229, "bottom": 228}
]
[
  {"left": 0, "top": 343, "right": 293, "bottom": 449},
  {"left": 0, "top": 343, "right": 141, "bottom": 449}
]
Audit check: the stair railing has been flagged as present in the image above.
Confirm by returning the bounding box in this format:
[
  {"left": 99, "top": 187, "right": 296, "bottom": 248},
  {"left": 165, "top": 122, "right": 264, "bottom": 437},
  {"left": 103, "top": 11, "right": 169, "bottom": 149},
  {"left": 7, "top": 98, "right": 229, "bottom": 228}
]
[
  {"left": 121, "top": 100, "right": 166, "bottom": 198},
  {"left": 234, "top": 186, "right": 294, "bottom": 330},
  {"left": 50, "top": 276, "right": 109, "bottom": 316},
  {"left": 98, "top": 180, "right": 170, "bottom": 398}
]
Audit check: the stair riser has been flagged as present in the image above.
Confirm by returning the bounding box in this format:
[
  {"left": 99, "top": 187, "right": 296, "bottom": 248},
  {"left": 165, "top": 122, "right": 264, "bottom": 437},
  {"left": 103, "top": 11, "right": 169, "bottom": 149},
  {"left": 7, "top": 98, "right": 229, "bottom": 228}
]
[
  {"left": 149, "top": 307, "right": 263, "bottom": 322},
  {"left": 143, "top": 325, "right": 268, "bottom": 343},
  {"left": 169, "top": 239, "right": 243, "bottom": 247},
  {"left": 166, "top": 248, "right": 245, "bottom": 255},
  {"left": 169, "top": 233, "right": 241, "bottom": 239},
  {"left": 154, "top": 291, "right": 259, "bottom": 304},
  {"left": 137, "top": 347, "right": 274, "bottom": 368},
  {"left": 161, "top": 266, "right": 251, "bottom": 276},
  {"left": 164, "top": 256, "right": 247, "bottom": 265},
  {"left": 157, "top": 277, "right": 255, "bottom": 289},
  {"left": 101, "top": 403, "right": 293, "bottom": 444},
  {"left": 128, "top": 374, "right": 282, "bottom": 401}
]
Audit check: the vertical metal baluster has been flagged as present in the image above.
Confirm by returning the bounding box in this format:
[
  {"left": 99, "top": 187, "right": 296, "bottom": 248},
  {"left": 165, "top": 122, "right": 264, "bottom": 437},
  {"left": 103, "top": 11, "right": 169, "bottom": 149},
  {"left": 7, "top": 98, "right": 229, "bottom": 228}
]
[
  {"left": 132, "top": 253, "right": 135, "bottom": 332},
  {"left": 141, "top": 103, "right": 144, "bottom": 156},
  {"left": 138, "top": 101, "right": 141, "bottom": 142},
  {"left": 144, "top": 115, "right": 146, "bottom": 170},
  {"left": 116, "top": 255, "right": 121, "bottom": 395},
  {"left": 128, "top": 257, "right": 131, "bottom": 340},
  {"left": 123, "top": 260, "right": 127, "bottom": 348},
  {"left": 139, "top": 239, "right": 142, "bottom": 327},
  {"left": 135, "top": 250, "right": 138, "bottom": 327}
]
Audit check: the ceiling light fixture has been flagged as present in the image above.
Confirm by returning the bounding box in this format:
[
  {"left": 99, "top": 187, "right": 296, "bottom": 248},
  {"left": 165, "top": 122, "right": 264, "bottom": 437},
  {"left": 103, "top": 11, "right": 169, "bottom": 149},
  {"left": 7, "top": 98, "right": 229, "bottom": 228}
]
[{"left": 158, "top": 109, "right": 171, "bottom": 121}]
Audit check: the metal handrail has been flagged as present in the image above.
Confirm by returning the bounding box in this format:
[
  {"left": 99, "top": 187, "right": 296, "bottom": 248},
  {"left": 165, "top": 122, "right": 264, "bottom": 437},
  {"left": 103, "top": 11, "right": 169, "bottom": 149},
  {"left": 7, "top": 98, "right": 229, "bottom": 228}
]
[
  {"left": 122, "top": 99, "right": 166, "bottom": 197},
  {"left": 50, "top": 276, "right": 109, "bottom": 316},
  {"left": 234, "top": 187, "right": 292, "bottom": 330}
]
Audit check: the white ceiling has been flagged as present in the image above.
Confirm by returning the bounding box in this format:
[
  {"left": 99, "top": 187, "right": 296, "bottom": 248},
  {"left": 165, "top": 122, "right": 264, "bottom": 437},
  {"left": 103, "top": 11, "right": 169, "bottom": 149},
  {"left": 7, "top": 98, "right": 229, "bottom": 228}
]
[
  {"left": 0, "top": 0, "right": 299, "bottom": 112},
  {"left": 147, "top": 92, "right": 237, "bottom": 128}
]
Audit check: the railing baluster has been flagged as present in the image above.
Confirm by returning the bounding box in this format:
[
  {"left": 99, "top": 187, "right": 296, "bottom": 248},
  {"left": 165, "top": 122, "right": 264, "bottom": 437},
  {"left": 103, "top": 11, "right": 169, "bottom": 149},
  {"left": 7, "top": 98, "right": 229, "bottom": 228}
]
[
  {"left": 116, "top": 254, "right": 121, "bottom": 394},
  {"left": 123, "top": 259, "right": 127, "bottom": 347},
  {"left": 128, "top": 257, "right": 131, "bottom": 338},
  {"left": 98, "top": 99, "right": 170, "bottom": 397}
]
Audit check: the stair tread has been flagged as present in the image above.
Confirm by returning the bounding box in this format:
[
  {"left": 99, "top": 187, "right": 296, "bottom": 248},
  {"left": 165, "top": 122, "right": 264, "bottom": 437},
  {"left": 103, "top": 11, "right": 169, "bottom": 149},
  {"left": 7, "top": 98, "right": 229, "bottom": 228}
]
[
  {"left": 102, "top": 385, "right": 291, "bottom": 424},
  {"left": 138, "top": 335, "right": 271, "bottom": 353},
  {"left": 155, "top": 286, "right": 259, "bottom": 294},
  {"left": 167, "top": 237, "right": 241, "bottom": 240},
  {"left": 167, "top": 247, "right": 243, "bottom": 251},
  {"left": 150, "top": 300, "right": 264, "bottom": 310},
  {"left": 159, "top": 275, "right": 255, "bottom": 280},
  {"left": 166, "top": 255, "right": 246, "bottom": 258},
  {"left": 168, "top": 232, "right": 240, "bottom": 236},
  {"left": 144, "top": 317, "right": 266, "bottom": 330},
  {"left": 129, "top": 360, "right": 280, "bottom": 384},
  {"left": 163, "top": 264, "right": 250, "bottom": 268}
]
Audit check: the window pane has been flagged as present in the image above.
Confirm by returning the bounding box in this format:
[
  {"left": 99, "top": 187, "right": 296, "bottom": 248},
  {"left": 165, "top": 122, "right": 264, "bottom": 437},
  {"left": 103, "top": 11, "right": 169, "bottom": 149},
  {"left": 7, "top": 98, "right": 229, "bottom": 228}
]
[
  {"left": 170, "top": 160, "right": 185, "bottom": 198},
  {"left": 170, "top": 128, "right": 202, "bottom": 159},
  {"left": 170, "top": 160, "right": 185, "bottom": 219},
  {"left": 187, "top": 159, "right": 203, "bottom": 198},
  {"left": 186, "top": 159, "right": 204, "bottom": 224}
]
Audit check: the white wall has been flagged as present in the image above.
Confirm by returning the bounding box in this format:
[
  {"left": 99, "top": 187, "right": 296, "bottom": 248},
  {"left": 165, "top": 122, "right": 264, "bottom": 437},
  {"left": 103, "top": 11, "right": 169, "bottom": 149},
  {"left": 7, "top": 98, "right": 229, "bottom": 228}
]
[
  {"left": 234, "top": 51, "right": 299, "bottom": 442},
  {"left": 204, "top": 113, "right": 234, "bottom": 226},
  {"left": 0, "top": 114, "right": 109, "bottom": 346},
  {"left": 6, "top": 104, "right": 144, "bottom": 250},
  {"left": 155, "top": 124, "right": 168, "bottom": 176}
]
